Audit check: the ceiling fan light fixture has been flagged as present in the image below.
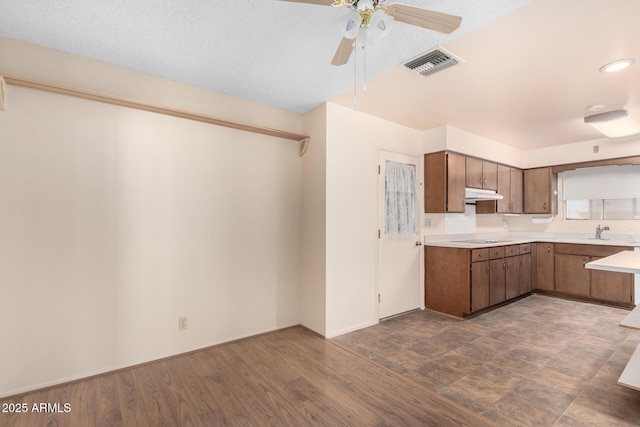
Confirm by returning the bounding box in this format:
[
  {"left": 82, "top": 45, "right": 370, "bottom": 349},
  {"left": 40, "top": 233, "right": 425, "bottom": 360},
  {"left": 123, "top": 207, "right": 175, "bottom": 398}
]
[
  {"left": 584, "top": 109, "right": 640, "bottom": 138},
  {"left": 340, "top": 10, "right": 362, "bottom": 39},
  {"left": 599, "top": 58, "right": 635, "bottom": 73},
  {"left": 356, "top": 0, "right": 375, "bottom": 11},
  {"left": 368, "top": 9, "right": 394, "bottom": 41}
]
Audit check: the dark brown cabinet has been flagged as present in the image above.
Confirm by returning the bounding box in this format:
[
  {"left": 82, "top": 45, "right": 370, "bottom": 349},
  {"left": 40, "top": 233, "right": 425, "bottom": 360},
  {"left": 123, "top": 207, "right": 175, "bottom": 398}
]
[
  {"left": 553, "top": 243, "right": 634, "bottom": 306},
  {"left": 425, "top": 243, "right": 534, "bottom": 318},
  {"left": 424, "top": 151, "right": 466, "bottom": 213},
  {"left": 519, "top": 244, "right": 533, "bottom": 294},
  {"left": 524, "top": 167, "right": 557, "bottom": 214},
  {"left": 466, "top": 157, "right": 498, "bottom": 190},
  {"left": 475, "top": 165, "right": 523, "bottom": 215},
  {"left": 591, "top": 268, "right": 633, "bottom": 304},
  {"left": 555, "top": 254, "right": 591, "bottom": 297},
  {"left": 536, "top": 243, "right": 555, "bottom": 291},
  {"left": 489, "top": 257, "right": 506, "bottom": 306},
  {"left": 471, "top": 250, "right": 490, "bottom": 312}
]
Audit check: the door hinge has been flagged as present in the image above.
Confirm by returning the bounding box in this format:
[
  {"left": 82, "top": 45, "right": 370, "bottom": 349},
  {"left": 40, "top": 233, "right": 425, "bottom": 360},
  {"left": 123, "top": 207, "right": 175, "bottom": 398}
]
[
  {"left": 378, "top": 229, "right": 381, "bottom": 239},
  {"left": 378, "top": 293, "right": 381, "bottom": 303},
  {"left": 378, "top": 165, "right": 381, "bottom": 175}
]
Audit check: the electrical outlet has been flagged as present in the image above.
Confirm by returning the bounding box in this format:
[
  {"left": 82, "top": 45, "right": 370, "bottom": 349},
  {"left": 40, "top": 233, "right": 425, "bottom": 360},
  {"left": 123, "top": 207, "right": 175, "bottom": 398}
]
[{"left": 178, "top": 316, "right": 188, "bottom": 331}]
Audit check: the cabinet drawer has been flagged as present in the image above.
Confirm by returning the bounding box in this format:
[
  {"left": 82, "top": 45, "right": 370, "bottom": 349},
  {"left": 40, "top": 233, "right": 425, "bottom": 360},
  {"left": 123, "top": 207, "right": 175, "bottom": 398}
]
[
  {"left": 471, "top": 248, "right": 489, "bottom": 262},
  {"left": 505, "top": 245, "right": 519, "bottom": 257},
  {"left": 519, "top": 243, "right": 532, "bottom": 255},
  {"left": 555, "top": 243, "right": 633, "bottom": 257},
  {"left": 490, "top": 247, "right": 505, "bottom": 259}
]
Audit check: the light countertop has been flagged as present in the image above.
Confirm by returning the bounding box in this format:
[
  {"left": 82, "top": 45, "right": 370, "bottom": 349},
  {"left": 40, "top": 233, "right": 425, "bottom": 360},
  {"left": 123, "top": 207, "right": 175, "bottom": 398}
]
[
  {"left": 424, "top": 233, "right": 640, "bottom": 249},
  {"left": 585, "top": 250, "right": 640, "bottom": 275}
]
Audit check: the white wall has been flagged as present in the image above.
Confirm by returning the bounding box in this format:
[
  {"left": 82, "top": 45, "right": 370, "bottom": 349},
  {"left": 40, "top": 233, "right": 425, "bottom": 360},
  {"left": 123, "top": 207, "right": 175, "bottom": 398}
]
[
  {"left": 524, "top": 134, "right": 640, "bottom": 168},
  {"left": 422, "top": 125, "right": 523, "bottom": 167},
  {"left": 300, "top": 104, "right": 327, "bottom": 336},
  {"left": 324, "top": 103, "right": 423, "bottom": 337},
  {"left": 0, "top": 39, "right": 302, "bottom": 397}
]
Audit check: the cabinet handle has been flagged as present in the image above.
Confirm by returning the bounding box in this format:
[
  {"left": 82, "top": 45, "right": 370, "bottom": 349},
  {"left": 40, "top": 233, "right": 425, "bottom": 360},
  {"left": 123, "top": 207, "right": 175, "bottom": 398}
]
[
  {"left": 583, "top": 259, "right": 587, "bottom": 266},
  {"left": 543, "top": 202, "right": 547, "bottom": 210},
  {"left": 547, "top": 246, "right": 551, "bottom": 253}
]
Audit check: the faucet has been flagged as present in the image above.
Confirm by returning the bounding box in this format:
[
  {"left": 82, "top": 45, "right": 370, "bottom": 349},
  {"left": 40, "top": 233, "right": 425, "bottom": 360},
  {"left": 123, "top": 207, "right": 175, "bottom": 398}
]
[{"left": 595, "top": 224, "right": 610, "bottom": 240}]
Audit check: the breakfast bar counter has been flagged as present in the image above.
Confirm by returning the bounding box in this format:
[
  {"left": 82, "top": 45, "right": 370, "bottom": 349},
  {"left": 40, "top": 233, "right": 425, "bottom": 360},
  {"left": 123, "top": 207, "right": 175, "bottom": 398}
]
[{"left": 585, "top": 250, "right": 640, "bottom": 391}]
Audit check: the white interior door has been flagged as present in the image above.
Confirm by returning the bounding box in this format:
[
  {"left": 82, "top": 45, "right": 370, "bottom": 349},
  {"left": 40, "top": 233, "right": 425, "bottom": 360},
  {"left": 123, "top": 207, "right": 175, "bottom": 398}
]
[{"left": 378, "top": 150, "right": 421, "bottom": 319}]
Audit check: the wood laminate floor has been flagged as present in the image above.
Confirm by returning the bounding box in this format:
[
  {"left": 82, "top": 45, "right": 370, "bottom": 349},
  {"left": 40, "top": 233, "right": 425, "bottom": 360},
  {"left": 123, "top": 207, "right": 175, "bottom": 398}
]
[
  {"left": 0, "top": 325, "right": 496, "bottom": 427},
  {"left": 333, "top": 294, "right": 640, "bottom": 426}
]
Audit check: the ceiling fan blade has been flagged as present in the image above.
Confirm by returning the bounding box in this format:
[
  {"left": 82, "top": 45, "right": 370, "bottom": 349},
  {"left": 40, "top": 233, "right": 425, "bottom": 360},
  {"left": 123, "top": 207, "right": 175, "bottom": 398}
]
[
  {"left": 276, "top": 0, "right": 334, "bottom": 5},
  {"left": 331, "top": 37, "right": 355, "bottom": 66},
  {"left": 384, "top": 4, "right": 462, "bottom": 34}
]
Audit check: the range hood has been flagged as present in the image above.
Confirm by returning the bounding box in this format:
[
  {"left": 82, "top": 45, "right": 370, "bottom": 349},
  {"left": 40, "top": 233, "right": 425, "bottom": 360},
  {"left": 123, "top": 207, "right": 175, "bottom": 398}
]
[{"left": 465, "top": 188, "right": 504, "bottom": 201}]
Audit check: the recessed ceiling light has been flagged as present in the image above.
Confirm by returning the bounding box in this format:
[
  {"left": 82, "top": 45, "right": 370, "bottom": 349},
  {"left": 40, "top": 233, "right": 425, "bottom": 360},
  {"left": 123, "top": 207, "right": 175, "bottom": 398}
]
[{"left": 599, "top": 58, "right": 635, "bottom": 73}]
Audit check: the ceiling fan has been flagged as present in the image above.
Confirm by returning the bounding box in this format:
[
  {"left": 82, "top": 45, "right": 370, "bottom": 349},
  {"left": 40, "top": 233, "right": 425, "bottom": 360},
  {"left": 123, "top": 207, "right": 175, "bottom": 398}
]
[{"left": 277, "top": 0, "right": 462, "bottom": 66}]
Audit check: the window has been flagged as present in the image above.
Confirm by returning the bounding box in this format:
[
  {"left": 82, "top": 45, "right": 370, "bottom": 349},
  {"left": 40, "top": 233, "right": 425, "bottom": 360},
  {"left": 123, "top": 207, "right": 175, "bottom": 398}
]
[
  {"left": 385, "top": 160, "right": 418, "bottom": 237},
  {"left": 563, "top": 165, "right": 640, "bottom": 220}
]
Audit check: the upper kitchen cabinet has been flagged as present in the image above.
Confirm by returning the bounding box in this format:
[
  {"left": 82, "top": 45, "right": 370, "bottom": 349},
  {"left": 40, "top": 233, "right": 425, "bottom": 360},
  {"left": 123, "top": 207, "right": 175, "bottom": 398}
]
[
  {"left": 465, "top": 157, "right": 498, "bottom": 190},
  {"left": 524, "top": 167, "right": 557, "bottom": 214},
  {"left": 425, "top": 151, "right": 466, "bottom": 213},
  {"left": 476, "top": 165, "right": 523, "bottom": 214}
]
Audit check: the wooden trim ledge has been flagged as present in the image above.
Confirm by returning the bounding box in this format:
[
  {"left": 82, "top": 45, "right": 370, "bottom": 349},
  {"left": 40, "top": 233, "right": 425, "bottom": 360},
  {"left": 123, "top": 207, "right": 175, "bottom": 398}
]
[{"left": 1, "top": 74, "right": 310, "bottom": 145}]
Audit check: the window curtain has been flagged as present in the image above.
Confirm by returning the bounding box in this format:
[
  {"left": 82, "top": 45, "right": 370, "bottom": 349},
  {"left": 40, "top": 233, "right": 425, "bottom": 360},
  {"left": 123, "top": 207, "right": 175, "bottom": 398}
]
[
  {"left": 563, "top": 165, "right": 640, "bottom": 200},
  {"left": 385, "top": 160, "right": 417, "bottom": 238}
]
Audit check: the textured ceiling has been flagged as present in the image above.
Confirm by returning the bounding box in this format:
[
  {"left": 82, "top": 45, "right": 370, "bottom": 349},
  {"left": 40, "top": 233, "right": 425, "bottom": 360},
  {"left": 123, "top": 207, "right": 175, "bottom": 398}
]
[
  {"left": 0, "top": 0, "right": 530, "bottom": 114},
  {"left": 329, "top": 0, "right": 640, "bottom": 149},
  {"left": 2, "top": 0, "right": 639, "bottom": 150}
]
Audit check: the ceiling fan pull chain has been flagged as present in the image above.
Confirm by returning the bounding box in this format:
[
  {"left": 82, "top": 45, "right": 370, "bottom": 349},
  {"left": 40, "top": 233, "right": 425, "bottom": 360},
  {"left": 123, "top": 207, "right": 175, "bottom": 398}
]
[
  {"left": 362, "top": 31, "right": 367, "bottom": 93},
  {"left": 353, "top": 36, "right": 358, "bottom": 106}
]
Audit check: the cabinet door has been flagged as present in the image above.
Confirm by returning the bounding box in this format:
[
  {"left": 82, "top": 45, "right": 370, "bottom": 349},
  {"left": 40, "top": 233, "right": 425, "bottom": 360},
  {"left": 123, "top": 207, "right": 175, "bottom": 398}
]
[
  {"left": 519, "top": 253, "right": 532, "bottom": 295},
  {"left": 489, "top": 258, "right": 506, "bottom": 305},
  {"left": 496, "top": 165, "right": 511, "bottom": 213},
  {"left": 482, "top": 161, "right": 498, "bottom": 190},
  {"left": 424, "top": 151, "right": 465, "bottom": 213},
  {"left": 555, "top": 254, "right": 590, "bottom": 297},
  {"left": 591, "top": 266, "right": 633, "bottom": 304},
  {"left": 505, "top": 256, "right": 519, "bottom": 300},
  {"left": 510, "top": 168, "right": 523, "bottom": 214},
  {"left": 471, "top": 261, "right": 490, "bottom": 312},
  {"left": 446, "top": 152, "right": 466, "bottom": 213},
  {"left": 466, "top": 157, "right": 484, "bottom": 189},
  {"left": 536, "top": 243, "right": 555, "bottom": 291},
  {"left": 524, "top": 167, "right": 556, "bottom": 214}
]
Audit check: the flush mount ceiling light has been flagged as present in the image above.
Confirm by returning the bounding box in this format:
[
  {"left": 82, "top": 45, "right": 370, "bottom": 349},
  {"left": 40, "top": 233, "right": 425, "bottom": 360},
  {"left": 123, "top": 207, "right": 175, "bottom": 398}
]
[
  {"left": 599, "top": 58, "right": 635, "bottom": 73},
  {"left": 584, "top": 109, "right": 640, "bottom": 138}
]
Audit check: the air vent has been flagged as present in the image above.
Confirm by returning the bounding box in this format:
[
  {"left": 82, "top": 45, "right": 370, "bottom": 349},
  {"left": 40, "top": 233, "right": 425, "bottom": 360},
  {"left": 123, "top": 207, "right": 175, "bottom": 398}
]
[{"left": 404, "top": 48, "right": 459, "bottom": 77}]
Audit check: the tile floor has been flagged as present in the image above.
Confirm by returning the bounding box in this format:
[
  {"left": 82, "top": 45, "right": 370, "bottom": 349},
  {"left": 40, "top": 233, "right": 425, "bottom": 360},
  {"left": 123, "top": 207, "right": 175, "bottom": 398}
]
[{"left": 332, "top": 294, "right": 640, "bottom": 426}]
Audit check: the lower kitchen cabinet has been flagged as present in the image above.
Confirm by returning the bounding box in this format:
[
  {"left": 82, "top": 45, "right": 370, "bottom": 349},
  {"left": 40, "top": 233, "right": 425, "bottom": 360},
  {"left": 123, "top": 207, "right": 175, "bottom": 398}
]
[
  {"left": 489, "top": 257, "right": 506, "bottom": 306},
  {"left": 591, "top": 269, "right": 633, "bottom": 304},
  {"left": 505, "top": 255, "right": 520, "bottom": 300},
  {"left": 555, "top": 253, "right": 591, "bottom": 297},
  {"left": 426, "top": 244, "right": 533, "bottom": 318},
  {"left": 519, "top": 248, "right": 533, "bottom": 294},
  {"left": 471, "top": 258, "right": 490, "bottom": 312},
  {"left": 552, "top": 243, "right": 634, "bottom": 307},
  {"left": 536, "top": 243, "right": 555, "bottom": 291}
]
